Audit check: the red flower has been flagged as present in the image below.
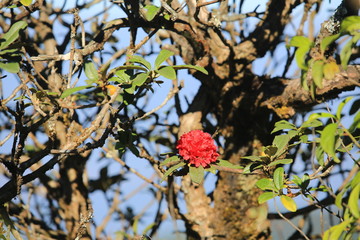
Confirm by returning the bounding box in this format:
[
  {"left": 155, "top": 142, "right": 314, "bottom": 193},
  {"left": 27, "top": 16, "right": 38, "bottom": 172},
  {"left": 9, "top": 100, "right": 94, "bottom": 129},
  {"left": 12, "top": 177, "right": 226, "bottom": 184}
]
[{"left": 176, "top": 130, "right": 219, "bottom": 167}]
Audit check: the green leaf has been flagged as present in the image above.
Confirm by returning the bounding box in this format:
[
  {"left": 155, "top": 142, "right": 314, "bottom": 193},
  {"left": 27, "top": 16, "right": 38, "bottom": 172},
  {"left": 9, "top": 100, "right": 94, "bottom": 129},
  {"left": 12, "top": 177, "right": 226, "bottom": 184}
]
[
  {"left": 271, "top": 120, "right": 297, "bottom": 134},
  {"left": 112, "top": 65, "right": 148, "bottom": 73},
  {"left": 301, "top": 119, "right": 323, "bottom": 128},
  {"left": 189, "top": 165, "right": 205, "bottom": 184},
  {"left": 143, "top": 5, "right": 160, "bottom": 21},
  {"left": 312, "top": 60, "right": 324, "bottom": 88},
  {"left": 323, "top": 219, "right": 351, "bottom": 240},
  {"left": 215, "top": 159, "right": 243, "bottom": 169},
  {"left": 292, "top": 175, "right": 302, "bottom": 186},
  {"left": 0, "top": 61, "right": 20, "bottom": 73},
  {"left": 84, "top": 59, "right": 99, "bottom": 81},
  {"left": 128, "top": 55, "right": 152, "bottom": 70},
  {"left": 128, "top": 145, "right": 139, "bottom": 157},
  {"left": 142, "top": 222, "right": 156, "bottom": 235},
  {"left": 273, "top": 167, "right": 284, "bottom": 191},
  {"left": 289, "top": 36, "right": 313, "bottom": 48},
  {"left": 340, "top": 34, "right": 360, "bottom": 69},
  {"left": 349, "top": 110, "right": 360, "bottom": 133},
  {"left": 295, "top": 47, "right": 310, "bottom": 70},
  {"left": 0, "top": 21, "right": 27, "bottom": 50},
  {"left": 157, "top": 66, "right": 176, "bottom": 80},
  {"left": 340, "top": 16, "right": 360, "bottom": 34},
  {"left": 256, "top": 178, "right": 277, "bottom": 191},
  {"left": 267, "top": 158, "right": 293, "bottom": 167},
  {"left": 336, "top": 97, "right": 353, "bottom": 120},
  {"left": 241, "top": 155, "right": 262, "bottom": 161},
  {"left": 133, "top": 72, "right": 149, "bottom": 86},
  {"left": 161, "top": 162, "right": 186, "bottom": 182},
  {"left": 160, "top": 155, "right": 180, "bottom": 166},
  {"left": 320, "top": 33, "right": 341, "bottom": 53},
  {"left": 60, "top": 85, "right": 93, "bottom": 98},
  {"left": 273, "top": 135, "right": 290, "bottom": 157},
  {"left": 308, "top": 112, "right": 335, "bottom": 121},
  {"left": 280, "top": 195, "right": 297, "bottom": 212},
  {"left": 348, "top": 184, "right": 360, "bottom": 218},
  {"left": 114, "top": 69, "right": 131, "bottom": 83},
  {"left": 155, "top": 49, "right": 174, "bottom": 69},
  {"left": 316, "top": 145, "right": 325, "bottom": 166},
  {"left": 20, "top": 0, "right": 32, "bottom": 6},
  {"left": 172, "top": 65, "right": 208, "bottom": 75},
  {"left": 320, "top": 123, "right": 339, "bottom": 162},
  {"left": 335, "top": 190, "right": 345, "bottom": 210},
  {"left": 258, "top": 192, "right": 277, "bottom": 204}
]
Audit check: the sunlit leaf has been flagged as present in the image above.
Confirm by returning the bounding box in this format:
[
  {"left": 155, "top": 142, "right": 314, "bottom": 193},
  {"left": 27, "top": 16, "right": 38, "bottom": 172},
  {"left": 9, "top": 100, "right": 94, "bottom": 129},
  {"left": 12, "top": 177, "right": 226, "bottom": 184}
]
[
  {"left": 172, "top": 65, "right": 209, "bottom": 75},
  {"left": 60, "top": 85, "right": 93, "bottom": 98},
  {"left": 340, "top": 16, "right": 360, "bottom": 34},
  {"left": 336, "top": 97, "right": 353, "bottom": 120},
  {"left": 155, "top": 49, "right": 174, "bottom": 69},
  {"left": 0, "top": 21, "right": 27, "bottom": 50},
  {"left": 258, "top": 192, "right": 277, "bottom": 204},
  {"left": 143, "top": 5, "right": 160, "bottom": 21},
  {"left": 273, "top": 167, "right": 284, "bottom": 190},
  {"left": 323, "top": 61, "right": 340, "bottom": 80},
  {"left": 280, "top": 195, "right": 297, "bottom": 212},
  {"left": 215, "top": 159, "right": 243, "bottom": 169},
  {"left": 160, "top": 162, "right": 186, "bottom": 182},
  {"left": 312, "top": 60, "right": 324, "bottom": 88},
  {"left": 0, "top": 61, "right": 20, "bottom": 73},
  {"left": 267, "top": 158, "right": 293, "bottom": 167},
  {"left": 20, "top": 0, "right": 32, "bottom": 6},
  {"left": 348, "top": 184, "right": 360, "bottom": 218},
  {"left": 320, "top": 123, "right": 339, "bottom": 162},
  {"left": 323, "top": 219, "right": 351, "bottom": 240},
  {"left": 271, "top": 120, "right": 297, "bottom": 134},
  {"left": 128, "top": 55, "right": 152, "bottom": 70},
  {"left": 320, "top": 33, "right": 341, "bottom": 53},
  {"left": 289, "top": 36, "right": 313, "bottom": 48},
  {"left": 340, "top": 34, "right": 360, "bottom": 69},
  {"left": 133, "top": 72, "right": 149, "bottom": 86},
  {"left": 256, "top": 178, "right": 277, "bottom": 191},
  {"left": 157, "top": 66, "right": 176, "bottom": 80}
]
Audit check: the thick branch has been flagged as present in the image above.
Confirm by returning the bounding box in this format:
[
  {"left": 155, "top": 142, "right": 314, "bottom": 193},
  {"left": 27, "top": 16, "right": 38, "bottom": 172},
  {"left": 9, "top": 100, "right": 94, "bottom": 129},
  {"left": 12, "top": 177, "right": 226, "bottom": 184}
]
[{"left": 260, "top": 65, "right": 360, "bottom": 118}]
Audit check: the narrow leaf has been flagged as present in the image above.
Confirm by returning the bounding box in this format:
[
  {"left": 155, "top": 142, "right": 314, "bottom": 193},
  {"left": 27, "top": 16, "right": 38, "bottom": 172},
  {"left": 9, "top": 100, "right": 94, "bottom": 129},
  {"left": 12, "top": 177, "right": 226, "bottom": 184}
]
[
  {"left": 312, "top": 60, "right": 324, "bottom": 88},
  {"left": 160, "top": 156, "right": 180, "bottom": 166},
  {"left": 216, "top": 159, "right": 243, "bottom": 169},
  {"left": 267, "top": 159, "right": 293, "bottom": 167},
  {"left": 155, "top": 49, "right": 174, "bottom": 69},
  {"left": 348, "top": 184, "right": 360, "bottom": 218},
  {"left": 320, "top": 123, "right": 338, "bottom": 162},
  {"left": 280, "top": 195, "right": 297, "bottom": 212},
  {"left": 289, "top": 36, "right": 313, "bottom": 48},
  {"left": 336, "top": 97, "right": 353, "bottom": 120},
  {"left": 60, "top": 85, "right": 93, "bottom": 98},
  {"left": 161, "top": 162, "right": 186, "bottom": 182},
  {"left": 320, "top": 33, "right": 340, "bottom": 53},
  {"left": 172, "top": 65, "right": 208, "bottom": 75},
  {"left": 0, "top": 21, "right": 27, "bottom": 49},
  {"left": 273, "top": 167, "right": 284, "bottom": 190},
  {"left": 271, "top": 120, "right": 297, "bottom": 134}
]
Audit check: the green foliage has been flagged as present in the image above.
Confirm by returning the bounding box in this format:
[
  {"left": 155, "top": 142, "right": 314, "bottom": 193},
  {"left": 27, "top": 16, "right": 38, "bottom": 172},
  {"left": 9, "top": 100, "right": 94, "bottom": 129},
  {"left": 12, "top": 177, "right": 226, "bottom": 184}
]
[
  {"left": 0, "top": 21, "right": 27, "bottom": 73},
  {"left": 289, "top": 16, "right": 360, "bottom": 95},
  {"left": 248, "top": 96, "right": 360, "bottom": 239}
]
